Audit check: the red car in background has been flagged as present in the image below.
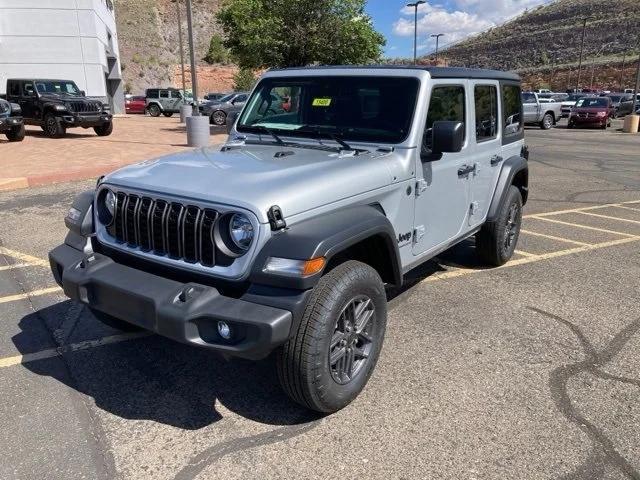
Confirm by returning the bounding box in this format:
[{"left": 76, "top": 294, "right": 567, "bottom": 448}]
[
  {"left": 568, "top": 97, "right": 613, "bottom": 130},
  {"left": 125, "top": 96, "right": 146, "bottom": 114}
]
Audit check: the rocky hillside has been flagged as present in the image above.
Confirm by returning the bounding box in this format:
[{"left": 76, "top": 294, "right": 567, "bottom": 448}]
[
  {"left": 115, "top": 0, "right": 224, "bottom": 94},
  {"left": 422, "top": 0, "right": 640, "bottom": 90}
]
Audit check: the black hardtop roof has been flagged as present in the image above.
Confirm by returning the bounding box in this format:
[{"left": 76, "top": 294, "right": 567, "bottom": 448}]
[{"left": 268, "top": 65, "right": 521, "bottom": 82}]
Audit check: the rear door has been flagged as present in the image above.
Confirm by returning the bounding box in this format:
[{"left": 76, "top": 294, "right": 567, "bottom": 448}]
[
  {"left": 159, "top": 90, "right": 171, "bottom": 110},
  {"left": 412, "top": 82, "right": 472, "bottom": 256}
]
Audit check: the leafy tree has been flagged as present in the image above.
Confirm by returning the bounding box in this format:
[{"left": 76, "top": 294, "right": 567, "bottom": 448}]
[
  {"left": 204, "top": 34, "right": 229, "bottom": 64},
  {"left": 217, "top": 0, "right": 385, "bottom": 69},
  {"left": 233, "top": 68, "right": 257, "bottom": 91}
]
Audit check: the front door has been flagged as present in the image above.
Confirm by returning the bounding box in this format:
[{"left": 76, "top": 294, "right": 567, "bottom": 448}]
[
  {"left": 522, "top": 92, "right": 539, "bottom": 123},
  {"left": 413, "top": 82, "right": 472, "bottom": 256}
]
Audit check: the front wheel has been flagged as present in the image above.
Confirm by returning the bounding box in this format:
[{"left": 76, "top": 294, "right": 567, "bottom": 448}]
[
  {"left": 6, "top": 123, "right": 25, "bottom": 142},
  {"left": 94, "top": 121, "right": 113, "bottom": 136},
  {"left": 44, "top": 113, "right": 66, "bottom": 138},
  {"left": 277, "top": 261, "right": 387, "bottom": 413},
  {"left": 211, "top": 110, "right": 227, "bottom": 126},
  {"left": 540, "top": 113, "right": 553, "bottom": 130},
  {"left": 476, "top": 185, "right": 523, "bottom": 267}
]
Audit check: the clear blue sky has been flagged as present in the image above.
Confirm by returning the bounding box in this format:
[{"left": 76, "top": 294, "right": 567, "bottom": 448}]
[{"left": 364, "top": 0, "right": 550, "bottom": 59}]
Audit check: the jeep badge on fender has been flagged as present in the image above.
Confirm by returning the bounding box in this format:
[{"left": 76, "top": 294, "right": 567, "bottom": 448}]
[{"left": 49, "top": 66, "right": 528, "bottom": 414}]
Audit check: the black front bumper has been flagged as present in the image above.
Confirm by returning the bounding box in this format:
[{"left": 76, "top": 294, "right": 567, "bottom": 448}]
[
  {"left": 49, "top": 244, "right": 295, "bottom": 359},
  {"left": 0, "top": 116, "right": 23, "bottom": 131},
  {"left": 61, "top": 113, "right": 112, "bottom": 128}
]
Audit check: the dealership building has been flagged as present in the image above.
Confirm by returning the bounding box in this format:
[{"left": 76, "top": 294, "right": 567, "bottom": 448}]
[{"left": 0, "top": 0, "right": 125, "bottom": 113}]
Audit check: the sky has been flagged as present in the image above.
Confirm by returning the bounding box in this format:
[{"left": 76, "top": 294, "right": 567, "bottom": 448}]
[{"left": 365, "top": 0, "right": 553, "bottom": 59}]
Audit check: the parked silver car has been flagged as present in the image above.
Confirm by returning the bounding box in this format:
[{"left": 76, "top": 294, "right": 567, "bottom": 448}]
[{"left": 199, "top": 92, "right": 249, "bottom": 125}]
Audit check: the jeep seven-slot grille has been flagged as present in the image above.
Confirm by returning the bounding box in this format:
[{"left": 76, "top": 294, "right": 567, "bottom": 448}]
[
  {"left": 69, "top": 101, "right": 101, "bottom": 114},
  {"left": 108, "top": 192, "right": 219, "bottom": 267}
]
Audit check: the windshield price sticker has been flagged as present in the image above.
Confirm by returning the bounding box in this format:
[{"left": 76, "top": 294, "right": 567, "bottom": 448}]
[{"left": 312, "top": 98, "right": 332, "bottom": 107}]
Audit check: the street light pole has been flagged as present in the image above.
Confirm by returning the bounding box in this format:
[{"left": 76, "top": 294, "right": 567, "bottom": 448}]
[
  {"left": 176, "top": 1, "right": 187, "bottom": 99},
  {"left": 185, "top": 0, "right": 200, "bottom": 116},
  {"left": 575, "top": 18, "right": 588, "bottom": 92},
  {"left": 407, "top": 1, "right": 425, "bottom": 65},
  {"left": 619, "top": 51, "right": 627, "bottom": 91},
  {"left": 431, "top": 33, "right": 444, "bottom": 64},
  {"left": 632, "top": 52, "right": 640, "bottom": 115}
]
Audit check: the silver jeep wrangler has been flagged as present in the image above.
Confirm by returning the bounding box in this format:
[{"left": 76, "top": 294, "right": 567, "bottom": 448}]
[{"left": 50, "top": 67, "right": 528, "bottom": 413}]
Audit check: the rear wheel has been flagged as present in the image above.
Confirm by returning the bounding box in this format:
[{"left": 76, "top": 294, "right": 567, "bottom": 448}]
[
  {"left": 94, "top": 121, "right": 113, "bottom": 136},
  {"left": 476, "top": 185, "right": 523, "bottom": 267},
  {"left": 6, "top": 123, "right": 25, "bottom": 142},
  {"left": 147, "top": 103, "right": 161, "bottom": 117},
  {"left": 277, "top": 261, "right": 387, "bottom": 413},
  {"left": 540, "top": 113, "right": 553, "bottom": 130},
  {"left": 44, "top": 113, "right": 66, "bottom": 138}
]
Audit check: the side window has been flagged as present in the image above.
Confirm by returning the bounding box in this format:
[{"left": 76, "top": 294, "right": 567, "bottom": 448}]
[
  {"left": 234, "top": 94, "right": 248, "bottom": 104},
  {"left": 424, "top": 85, "right": 465, "bottom": 151},
  {"left": 502, "top": 85, "right": 523, "bottom": 137},
  {"left": 159, "top": 90, "right": 169, "bottom": 99},
  {"left": 474, "top": 85, "right": 498, "bottom": 142}
]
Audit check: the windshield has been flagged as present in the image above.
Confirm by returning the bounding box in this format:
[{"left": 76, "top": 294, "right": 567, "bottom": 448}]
[
  {"left": 237, "top": 76, "right": 420, "bottom": 144},
  {"left": 608, "top": 95, "right": 622, "bottom": 102},
  {"left": 35, "top": 80, "right": 81, "bottom": 96},
  {"left": 217, "top": 93, "right": 236, "bottom": 103},
  {"left": 575, "top": 98, "right": 609, "bottom": 108}
]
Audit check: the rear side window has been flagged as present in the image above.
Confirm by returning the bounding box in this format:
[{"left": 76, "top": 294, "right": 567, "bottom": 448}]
[
  {"left": 424, "top": 85, "right": 465, "bottom": 151},
  {"left": 146, "top": 89, "right": 158, "bottom": 99},
  {"left": 502, "top": 85, "right": 523, "bottom": 137},
  {"left": 475, "top": 85, "right": 498, "bottom": 142},
  {"left": 160, "top": 90, "right": 169, "bottom": 99}
]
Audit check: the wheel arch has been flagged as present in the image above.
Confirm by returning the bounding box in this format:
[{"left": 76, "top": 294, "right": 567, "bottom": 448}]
[
  {"left": 486, "top": 155, "right": 528, "bottom": 223},
  {"left": 250, "top": 205, "right": 403, "bottom": 290},
  {"left": 146, "top": 101, "right": 163, "bottom": 111}
]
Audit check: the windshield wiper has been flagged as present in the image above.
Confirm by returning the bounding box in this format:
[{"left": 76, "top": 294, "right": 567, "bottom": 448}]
[
  {"left": 247, "top": 125, "right": 285, "bottom": 146},
  {"left": 298, "top": 126, "right": 357, "bottom": 153}
]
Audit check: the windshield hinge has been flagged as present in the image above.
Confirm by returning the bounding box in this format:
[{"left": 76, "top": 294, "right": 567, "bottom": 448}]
[{"left": 415, "top": 179, "right": 428, "bottom": 197}]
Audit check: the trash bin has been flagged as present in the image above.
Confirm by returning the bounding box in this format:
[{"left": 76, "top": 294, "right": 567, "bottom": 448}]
[
  {"left": 186, "top": 115, "right": 210, "bottom": 148},
  {"left": 623, "top": 114, "right": 639, "bottom": 133},
  {"left": 180, "top": 105, "right": 193, "bottom": 123}
]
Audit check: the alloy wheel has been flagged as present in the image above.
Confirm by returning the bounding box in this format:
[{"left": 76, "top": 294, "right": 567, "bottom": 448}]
[
  {"left": 329, "top": 295, "right": 376, "bottom": 385},
  {"left": 503, "top": 203, "right": 520, "bottom": 252}
]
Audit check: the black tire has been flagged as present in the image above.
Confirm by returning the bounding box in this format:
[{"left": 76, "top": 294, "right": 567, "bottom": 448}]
[
  {"left": 6, "top": 123, "right": 25, "bottom": 142},
  {"left": 94, "top": 121, "right": 113, "bottom": 136},
  {"left": 147, "top": 103, "right": 161, "bottom": 117},
  {"left": 90, "top": 308, "right": 144, "bottom": 332},
  {"left": 567, "top": 122, "right": 574, "bottom": 129},
  {"left": 44, "top": 113, "right": 66, "bottom": 138},
  {"left": 540, "top": 113, "right": 553, "bottom": 130},
  {"left": 476, "top": 185, "right": 523, "bottom": 267},
  {"left": 162, "top": 112, "right": 174, "bottom": 118},
  {"left": 212, "top": 110, "right": 227, "bottom": 126},
  {"left": 277, "top": 261, "right": 387, "bottom": 413}
]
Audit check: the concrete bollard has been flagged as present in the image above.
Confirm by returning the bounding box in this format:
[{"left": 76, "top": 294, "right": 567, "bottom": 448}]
[
  {"left": 623, "top": 114, "right": 639, "bottom": 134},
  {"left": 186, "top": 115, "right": 210, "bottom": 148},
  {"left": 180, "top": 104, "right": 193, "bottom": 123}
]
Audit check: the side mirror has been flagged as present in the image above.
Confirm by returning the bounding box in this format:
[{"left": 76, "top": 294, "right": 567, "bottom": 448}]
[
  {"left": 431, "top": 121, "right": 464, "bottom": 156},
  {"left": 79, "top": 90, "right": 86, "bottom": 96}
]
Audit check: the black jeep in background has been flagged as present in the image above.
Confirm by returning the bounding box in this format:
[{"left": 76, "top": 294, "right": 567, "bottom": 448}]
[
  {"left": 0, "top": 98, "right": 25, "bottom": 142},
  {"left": 5, "top": 79, "right": 113, "bottom": 138}
]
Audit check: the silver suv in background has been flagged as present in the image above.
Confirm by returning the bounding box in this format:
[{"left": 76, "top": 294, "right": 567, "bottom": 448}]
[
  {"left": 50, "top": 66, "right": 529, "bottom": 413},
  {"left": 199, "top": 92, "right": 249, "bottom": 125},
  {"left": 145, "top": 88, "right": 185, "bottom": 117}
]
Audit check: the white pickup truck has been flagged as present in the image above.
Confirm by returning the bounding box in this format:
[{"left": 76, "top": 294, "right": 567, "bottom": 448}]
[{"left": 522, "top": 92, "right": 563, "bottom": 130}]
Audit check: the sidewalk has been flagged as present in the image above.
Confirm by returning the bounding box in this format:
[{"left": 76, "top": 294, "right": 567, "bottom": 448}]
[{"left": 0, "top": 116, "right": 227, "bottom": 192}]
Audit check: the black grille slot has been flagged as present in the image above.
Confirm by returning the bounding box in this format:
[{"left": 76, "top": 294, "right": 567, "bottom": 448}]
[
  {"left": 103, "top": 191, "right": 220, "bottom": 267},
  {"left": 69, "top": 101, "right": 101, "bottom": 114}
]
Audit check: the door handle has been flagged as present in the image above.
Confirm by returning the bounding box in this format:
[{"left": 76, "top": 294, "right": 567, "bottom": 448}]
[
  {"left": 458, "top": 164, "right": 476, "bottom": 177},
  {"left": 490, "top": 155, "right": 503, "bottom": 166}
]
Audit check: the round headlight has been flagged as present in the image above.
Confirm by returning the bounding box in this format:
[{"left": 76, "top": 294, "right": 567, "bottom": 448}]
[
  {"left": 213, "top": 212, "right": 255, "bottom": 257},
  {"left": 97, "top": 189, "right": 116, "bottom": 226}
]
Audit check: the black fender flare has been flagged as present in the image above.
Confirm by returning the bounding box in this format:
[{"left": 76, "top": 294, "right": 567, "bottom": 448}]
[
  {"left": 146, "top": 101, "right": 163, "bottom": 111},
  {"left": 250, "top": 205, "right": 402, "bottom": 290},
  {"left": 486, "top": 156, "right": 528, "bottom": 223}
]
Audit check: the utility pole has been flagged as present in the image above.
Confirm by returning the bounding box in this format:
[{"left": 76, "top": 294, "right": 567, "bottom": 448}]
[
  {"left": 431, "top": 33, "right": 444, "bottom": 64},
  {"left": 575, "top": 18, "right": 588, "bottom": 93},
  {"left": 185, "top": 0, "right": 200, "bottom": 115},
  {"left": 407, "top": 1, "right": 425, "bottom": 65},
  {"left": 632, "top": 52, "right": 640, "bottom": 115},
  {"left": 176, "top": 1, "right": 187, "bottom": 99},
  {"left": 619, "top": 51, "right": 627, "bottom": 91}
]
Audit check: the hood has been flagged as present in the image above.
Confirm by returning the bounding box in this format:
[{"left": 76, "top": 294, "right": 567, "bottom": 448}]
[
  {"left": 39, "top": 93, "right": 84, "bottom": 101},
  {"left": 103, "top": 143, "right": 399, "bottom": 223}
]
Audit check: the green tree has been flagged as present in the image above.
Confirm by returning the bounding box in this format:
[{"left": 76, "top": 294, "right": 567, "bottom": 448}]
[
  {"left": 233, "top": 68, "right": 257, "bottom": 91},
  {"left": 204, "top": 34, "right": 229, "bottom": 64},
  {"left": 217, "top": 0, "right": 385, "bottom": 69}
]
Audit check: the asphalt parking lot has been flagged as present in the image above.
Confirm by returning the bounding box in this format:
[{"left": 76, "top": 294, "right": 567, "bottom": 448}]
[{"left": 0, "top": 120, "right": 639, "bottom": 479}]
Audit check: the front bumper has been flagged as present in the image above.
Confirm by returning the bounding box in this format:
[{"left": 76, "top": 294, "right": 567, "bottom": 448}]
[
  {"left": 61, "top": 113, "right": 112, "bottom": 128},
  {"left": 569, "top": 116, "right": 607, "bottom": 127},
  {"left": 49, "top": 244, "right": 295, "bottom": 360},
  {"left": 0, "top": 116, "right": 23, "bottom": 131}
]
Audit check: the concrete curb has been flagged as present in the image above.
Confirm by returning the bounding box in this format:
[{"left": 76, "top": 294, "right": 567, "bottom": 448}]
[{"left": 0, "top": 165, "right": 113, "bottom": 192}]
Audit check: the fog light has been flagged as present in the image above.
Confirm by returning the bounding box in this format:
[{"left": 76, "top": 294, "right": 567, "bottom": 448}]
[{"left": 217, "top": 321, "right": 231, "bottom": 340}]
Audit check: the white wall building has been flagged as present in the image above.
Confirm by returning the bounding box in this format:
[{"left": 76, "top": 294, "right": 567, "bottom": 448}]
[{"left": 0, "top": 0, "right": 125, "bottom": 113}]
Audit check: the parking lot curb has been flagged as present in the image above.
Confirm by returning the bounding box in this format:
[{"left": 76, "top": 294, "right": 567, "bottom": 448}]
[{"left": 0, "top": 166, "right": 111, "bottom": 192}]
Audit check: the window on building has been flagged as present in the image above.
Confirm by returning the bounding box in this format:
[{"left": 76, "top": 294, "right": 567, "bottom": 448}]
[
  {"left": 424, "top": 85, "right": 465, "bottom": 152},
  {"left": 475, "top": 85, "right": 498, "bottom": 142}
]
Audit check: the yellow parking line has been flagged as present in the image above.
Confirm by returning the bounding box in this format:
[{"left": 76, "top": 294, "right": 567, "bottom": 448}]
[
  {"left": 0, "top": 332, "right": 152, "bottom": 369},
  {"left": 0, "top": 263, "right": 31, "bottom": 272},
  {"left": 514, "top": 250, "right": 537, "bottom": 258},
  {"left": 612, "top": 205, "right": 640, "bottom": 213},
  {"left": 0, "top": 247, "right": 49, "bottom": 268},
  {"left": 524, "top": 199, "right": 640, "bottom": 219},
  {"left": 576, "top": 211, "right": 640, "bottom": 225},
  {"left": 528, "top": 216, "right": 638, "bottom": 238},
  {"left": 519, "top": 229, "right": 592, "bottom": 246},
  {"left": 0, "top": 287, "right": 62, "bottom": 305}
]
